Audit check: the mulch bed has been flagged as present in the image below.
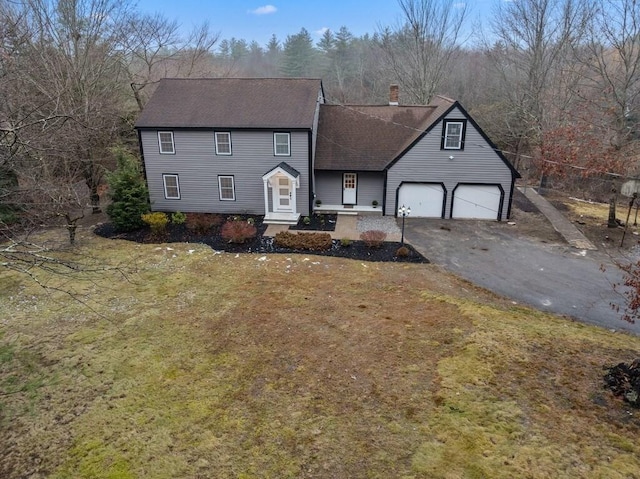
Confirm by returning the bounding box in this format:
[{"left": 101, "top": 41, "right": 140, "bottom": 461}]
[
  {"left": 94, "top": 215, "right": 428, "bottom": 264},
  {"left": 604, "top": 360, "right": 640, "bottom": 407},
  {"left": 289, "top": 213, "right": 337, "bottom": 232}
]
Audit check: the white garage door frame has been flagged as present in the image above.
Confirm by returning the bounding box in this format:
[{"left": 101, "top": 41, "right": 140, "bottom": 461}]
[
  {"left": 451, "top": 183, "right": 504, "bottom": 220},
  {"left": 396, "top": 182, "right": 446, "bottom": 218}
]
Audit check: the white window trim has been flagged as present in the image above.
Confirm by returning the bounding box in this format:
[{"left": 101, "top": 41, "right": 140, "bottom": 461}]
[
  {"left": 163, "top": 174, "right": 180, "bottom": 199},
  {"left": 274, "top": 132, "right": 291, "bottom": 156},
  {"left": 158, "top": 131, "right": 175, "bottom": 154},
  {"left": 218, "top": 175, "right": 235, "bottom": 201},
  {"left": 215, "top": 132, "right": 232, "bottom": 155},
  {"left": 443, "top": 121, "right": 464, "bottom": 150}
]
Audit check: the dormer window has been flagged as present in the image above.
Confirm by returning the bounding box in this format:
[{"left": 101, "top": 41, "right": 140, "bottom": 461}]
[
  {"left": 442, "top": 120, "right": 466, "bottom": 150},
  {"left": 215, "top": 132, "right": 232, "bottom": 155},
  {"left": 158, "top": 131, "right": 175, "bottom": 154}
]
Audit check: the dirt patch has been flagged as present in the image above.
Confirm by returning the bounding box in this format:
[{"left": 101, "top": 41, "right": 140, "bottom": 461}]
[{"left": 507, "top": 189, "right": 565, "bottom": 244}]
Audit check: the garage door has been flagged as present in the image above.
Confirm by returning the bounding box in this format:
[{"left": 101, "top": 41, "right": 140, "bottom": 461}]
[
  {"left": 397, "top": 183, "right": 445, "bottom": 218},
  {"left": 452, "top": 184, "right": 502, "bottom": 220}
]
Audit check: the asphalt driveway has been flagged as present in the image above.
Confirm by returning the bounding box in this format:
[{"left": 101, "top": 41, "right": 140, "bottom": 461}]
[{"left": 404, "top": 218, "right": 640, "bottom": 335}]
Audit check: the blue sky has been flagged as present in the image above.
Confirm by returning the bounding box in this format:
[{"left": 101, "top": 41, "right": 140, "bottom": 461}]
[{"left": 134, "top": 0, "right": 493, "bottom": 48}]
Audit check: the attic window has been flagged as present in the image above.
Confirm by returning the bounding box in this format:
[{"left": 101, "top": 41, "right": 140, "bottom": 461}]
[
  {"left": 158, "top": 131, "right": 175, "bottom": 154},
  {"left": 442, "top": 120, "right": 466, "bottom": 150},
  {"left": 274, "top": 132, "right": 291, "bottom": 156},
  {"left": 215, "top": 132, "right": 232, "bottom": 155}
]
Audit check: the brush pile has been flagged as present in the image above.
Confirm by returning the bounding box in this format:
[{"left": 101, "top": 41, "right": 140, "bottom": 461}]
[{"left": 604, "top": 360, "right": 640, "bottom": 407}]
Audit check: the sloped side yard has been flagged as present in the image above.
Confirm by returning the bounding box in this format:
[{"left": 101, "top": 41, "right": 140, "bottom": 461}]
[{"left": 2, "top": 235, "right": 640, "bottom": 478}]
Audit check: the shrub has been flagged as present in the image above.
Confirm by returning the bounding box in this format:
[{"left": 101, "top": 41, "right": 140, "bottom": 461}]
[
  {"left": 221, "top": 219, "right": 257, "bottom": 243},
  {"left": 395, "top": 246, "right": 410, "bottom": 257},
  {"left": 340, "top": 238, "right": 351, "bottom": 247},
  {"left": 141, "top": 212, "right": 169, "bottom": 236},
  {"left": 315, "top": 199, "right": 322, "bottom": 206},
  {"left": 171, "top": 211, "right": 187, "bottom": 225},
  {"left": 186, "top": 213, "right": 223, "bottom": 234},
  {"left": 360, "top": 230, "right": 387, "bottom": 248},
  {"left": 274, "top": 231, "right": 332, "bottom": 251},
  {"left": 106, "top": 149, "right": 150, "bottom": 231},
  {"left": 303, "top": 216, "right": 311, "bottom": 225}
]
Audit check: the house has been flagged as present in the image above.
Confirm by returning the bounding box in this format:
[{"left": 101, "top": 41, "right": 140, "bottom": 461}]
[{"left": 135, "top": 78, "right": 520, "bottom": 223}]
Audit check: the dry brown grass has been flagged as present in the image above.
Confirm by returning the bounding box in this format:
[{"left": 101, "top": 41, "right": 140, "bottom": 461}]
[
  {"left": 1, "top": 233, "right": 640, "bottom": 478},
  {"left": 563, "top": 197, "right": 628, "bottom": 221}
]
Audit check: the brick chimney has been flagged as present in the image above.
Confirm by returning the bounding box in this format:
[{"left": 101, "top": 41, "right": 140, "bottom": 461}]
[{"left": 389, "top": 84, "right": 399, "bottom": 106}]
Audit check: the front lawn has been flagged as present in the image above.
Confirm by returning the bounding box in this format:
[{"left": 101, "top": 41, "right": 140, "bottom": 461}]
[{"left": 1, "top": 235, "right": 640, "bottom": 478}]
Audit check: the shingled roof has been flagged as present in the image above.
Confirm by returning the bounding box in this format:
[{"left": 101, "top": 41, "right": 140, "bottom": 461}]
[
  {"left": 315, "top": 96, "right": 454, "bottom": 171},
  {"left": 135, "top": 78, "right": 322, "bottom": 129}
]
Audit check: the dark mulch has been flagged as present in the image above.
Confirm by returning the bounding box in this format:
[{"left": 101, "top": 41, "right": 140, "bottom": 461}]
[
  {"left": 94, "top": 215, "right": 428, "bottom": 263},
  {"left": 289, "top": 213, "right": 337, "bottom": 232}
]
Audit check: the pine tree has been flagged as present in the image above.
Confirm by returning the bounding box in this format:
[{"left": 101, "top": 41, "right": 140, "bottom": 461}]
[
  {"left": 281, "top": 28, "right": 316, "bottom": 77},
  {"left": 106, "top": 149, "right": 150, "bottom": 232}
]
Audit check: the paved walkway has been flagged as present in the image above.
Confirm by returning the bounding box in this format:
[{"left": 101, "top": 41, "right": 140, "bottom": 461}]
[
  {"left": 519, "top": 187, "right": 597, "bottom": 250},
  {"left": 264, "top": 214, "right": 401, "bottom": 241}
]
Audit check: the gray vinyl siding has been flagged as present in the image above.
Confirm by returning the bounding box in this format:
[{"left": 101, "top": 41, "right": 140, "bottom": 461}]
[
  {"left": 141, "top": 129, "right": 310, "bottom": 215},
  {"left": 315, "top": 171, "right": 384, "bottom": 206},
  {"left": 385, "top": 106, "right": 514, "bottom": 220}
]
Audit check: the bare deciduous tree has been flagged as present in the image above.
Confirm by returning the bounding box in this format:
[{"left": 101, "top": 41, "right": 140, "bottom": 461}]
[
  {"left": 124, "top": 15, "right": 220, "bottom": 111},
  {"left": 377, "top": 0, "right": 468, "bottom": 104},
  {"left": 575, "top": 0, "right": 640, "bottom": 150},
  {"left": 484, "top": 0, "right": 590, "bottom": 168}
]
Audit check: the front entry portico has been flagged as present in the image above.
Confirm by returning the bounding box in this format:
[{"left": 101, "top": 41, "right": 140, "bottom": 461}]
[{"left": 262, "top": 162, "right": 301, "bottom": 224}]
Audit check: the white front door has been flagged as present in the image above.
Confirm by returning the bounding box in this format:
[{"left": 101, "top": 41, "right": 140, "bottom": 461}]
[
  {"left": 274, "top": 176, "right": 292, "bottom": 212},
  {"left": 343, "top": 173, "right": 357, "bottom": 204}
]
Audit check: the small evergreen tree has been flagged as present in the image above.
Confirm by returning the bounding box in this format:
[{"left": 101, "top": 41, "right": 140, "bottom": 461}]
[{"left": 106, "top": 148, "right": 150, "bottom": 231}]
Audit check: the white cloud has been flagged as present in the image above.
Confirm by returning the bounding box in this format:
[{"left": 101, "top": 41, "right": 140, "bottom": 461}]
[
  {"left": 314, "top": 27, "right": 329, "bottom": 36},
  {"left": 248, "top": 5, "right": 277, "bottom": 15},
  {"left": 453, "top": 2, "right": 466, "bottom": 8}
]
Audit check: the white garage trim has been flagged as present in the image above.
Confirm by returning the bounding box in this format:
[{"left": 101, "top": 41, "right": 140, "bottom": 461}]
[
  {"left": 397, "top": 182, "right": 446, "bottom": 218},
  {"left": 451, "top": 184, "right": 503, "bottom": 220}
]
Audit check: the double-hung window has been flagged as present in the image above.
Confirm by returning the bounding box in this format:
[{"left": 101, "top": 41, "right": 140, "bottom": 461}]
[
  {"left": 158, "top": 131, "right": 175, "bottom": 154},
  {"left": 163, "top": 174, "right": 180, "bottom": 199},
  {"left": 442, "top": 120, "right": 465, "bottom": 150},
  {"left": 274, "top": 132, "right": 291, "bottom": 156},
  {"left": 215, "top": 132, "right": 232, "bottom": 155},
  {"left": 218, "top": 176, "right": 235, "bottom": 201}
]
